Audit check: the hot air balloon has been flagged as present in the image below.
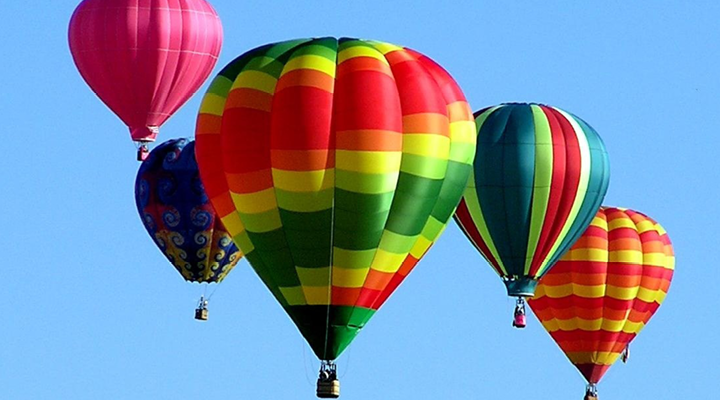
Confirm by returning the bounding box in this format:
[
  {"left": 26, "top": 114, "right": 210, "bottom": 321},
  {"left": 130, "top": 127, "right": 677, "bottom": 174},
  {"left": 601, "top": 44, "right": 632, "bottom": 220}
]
[
  {"left": 454, "top": 103, "right": 610, "bottom": 328},
  {"left": 69, "top": 0, "right": 223, "bottom": 160},
  {"left": 195, "top": 38, "right": 476, "bottom": 397},
  {"left": 528, "top": 207, "right": 674, "bottom": 400},
  {"left": 135, "top": 139, "right": 242, "bottom": 320}
]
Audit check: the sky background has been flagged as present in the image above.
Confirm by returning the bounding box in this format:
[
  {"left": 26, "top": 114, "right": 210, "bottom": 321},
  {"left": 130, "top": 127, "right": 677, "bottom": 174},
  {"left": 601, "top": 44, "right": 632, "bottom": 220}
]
[{"left": 1, "top": 1, "right": 718, "bottom": 399}]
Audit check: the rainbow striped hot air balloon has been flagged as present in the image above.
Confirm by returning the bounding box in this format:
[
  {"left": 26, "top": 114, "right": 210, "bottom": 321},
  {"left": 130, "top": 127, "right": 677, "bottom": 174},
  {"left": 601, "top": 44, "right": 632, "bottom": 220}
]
[
  {"left": 195, "top": 38, "right": 476, "bottom": 397},
  {"left": 454, "top": 103, "right": 610, "bottom": 328},
  {"left": 528, "top": 207, "right": 674, "bottom": 399}
]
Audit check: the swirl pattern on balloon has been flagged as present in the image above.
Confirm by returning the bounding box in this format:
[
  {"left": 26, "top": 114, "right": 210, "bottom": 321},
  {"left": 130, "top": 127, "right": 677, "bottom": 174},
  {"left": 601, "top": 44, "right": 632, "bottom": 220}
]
[{"left": 135, "top": 139, "right": 243, "bottom": 283}]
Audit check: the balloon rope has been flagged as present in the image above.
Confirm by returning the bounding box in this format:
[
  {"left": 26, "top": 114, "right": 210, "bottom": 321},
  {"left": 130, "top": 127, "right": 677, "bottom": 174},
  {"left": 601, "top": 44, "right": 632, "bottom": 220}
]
[
  {"left": 302, "top": 343, "right": 314, "bottom": 387},
  {"left": 206, "top": 280, "right": 224, "bottom": 301},
  {"left": 322, "top": 196, "right": 336, "bottom": 361}
]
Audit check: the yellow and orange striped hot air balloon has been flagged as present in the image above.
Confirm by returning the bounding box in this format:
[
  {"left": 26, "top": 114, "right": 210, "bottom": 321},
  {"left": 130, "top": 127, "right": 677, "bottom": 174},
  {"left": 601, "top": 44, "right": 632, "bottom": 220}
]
[{"left": 528, "top": 207, "right": 674, "bottom": 400}]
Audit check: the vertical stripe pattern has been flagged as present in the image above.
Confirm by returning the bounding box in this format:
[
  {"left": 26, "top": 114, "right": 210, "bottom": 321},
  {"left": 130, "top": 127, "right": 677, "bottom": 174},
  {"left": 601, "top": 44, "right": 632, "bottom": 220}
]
[
  {"left": 528, "top": 207, "right": 675, "bottom": 384},
  {"left": 195, "top": 38, "right": 476, "bottom": 360},
  {"left": 454, "top": 103, "right": 610, "bottom": 296},
  {"left": 69, "top": 0, "right": 223, "bottom": 142}
]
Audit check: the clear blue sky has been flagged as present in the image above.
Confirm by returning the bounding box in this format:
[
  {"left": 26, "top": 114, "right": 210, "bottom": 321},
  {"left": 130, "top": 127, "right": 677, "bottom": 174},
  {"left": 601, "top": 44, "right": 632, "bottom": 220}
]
[{"left": 1, "top": 1, "right": 717, "bottom": 399}]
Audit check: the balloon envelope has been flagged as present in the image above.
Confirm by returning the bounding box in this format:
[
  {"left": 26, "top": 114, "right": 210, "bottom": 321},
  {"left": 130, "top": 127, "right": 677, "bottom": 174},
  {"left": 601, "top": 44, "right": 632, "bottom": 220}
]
[
  {"left": 195, "top": 37, "right": 476, "bottom": 360},
  {"left": 529, "top": 207, "right": 674, "bottom": 384},
  {"left": 454, "top": 103, "right": 610, "bottom": 296},
  {"left": 135, "top": 139, "right": 241, "bottom": 283},
  {"left": 69, "top": 0, "right": 223, "bottom": 142}
]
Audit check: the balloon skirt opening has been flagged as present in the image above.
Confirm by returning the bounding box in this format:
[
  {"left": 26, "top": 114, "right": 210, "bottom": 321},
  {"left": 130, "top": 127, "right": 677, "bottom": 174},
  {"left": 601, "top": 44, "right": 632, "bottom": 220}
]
[{"left": 504, "top": 278, "right": 539, "bottom": 297}]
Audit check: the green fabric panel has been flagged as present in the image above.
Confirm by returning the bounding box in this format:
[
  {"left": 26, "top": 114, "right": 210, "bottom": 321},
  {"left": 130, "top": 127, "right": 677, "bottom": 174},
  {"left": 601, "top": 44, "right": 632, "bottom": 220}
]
[
  {"left": 474, "top": 106, "right": 516, "bottom": 273},
  {"left": 219, "top": 39, "right": 310, "bottom": 81},
  {"left": 246, "top": 229, "right": 289, "bottom": 251},
  {"left": 244, "top": 232, "right": 300, "bottom": 287},
  {"left": 430, "top": 161, "right": 472, "bottom": 223},
  {"left": 385, "top": 173, "right": 444, "bottom": 235},
  {"left": 275, "top": 187, "right": 334, "bottom": 212},
  {"left": 335, "top": 169, "right": 399, "bottom": 194},
  {"left": 377, "top": 230, "right": 419, "bottom": 253},
  {"left": 333, "top": 189, "right": 394, "bottom": 250},
  {"left": 206, "top": 75, "right": 233, "bottom": 97},
  {"left": 278, "top": 209, "right": 333, "bottom": 231},
  {"left": 542, "top": 116, "right": 610, "bottom": 275},
  {"left": 525, "top": 105, "right": 553, "bottom": 275},
  {"left": 245, "top": 251, "right": 289, "bottom": 307},
  {"left": 448, "top": 141, "right": 476, "bottom": 164},
  {"left": 332, "top": 248, "right": 376, "bottom": 269},
  {"left": 399, "top": 154, "right": 448, "bottom": 179},
  {"left": 475, "top": 105, "right": 537, "bottom": 277},
  {"left": 244, "top": 56, "right": 287, "bottom": 77},
  {"left": 334, "top": 188, "right": 395, "bottom": 213},
  {"left": 287, "top": 37, "right": 338, "bottom": 61},
  {"left": 286, "top": 305, "right": 375, "bottom": 360}
]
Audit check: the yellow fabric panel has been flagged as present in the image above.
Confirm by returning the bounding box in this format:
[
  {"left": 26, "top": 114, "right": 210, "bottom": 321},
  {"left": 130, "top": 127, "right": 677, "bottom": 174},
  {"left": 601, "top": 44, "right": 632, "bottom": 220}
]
[
  {"left": 635, "top": 219, "right": 657, "bottom": 233},
  {"left": 199, "top": 92, "right": 228, "bottom": 116},
  {"left": 369, "top": 249, "right": 406, "bottom": 273},
  {"left": 332, "top": 267, "right": 370, "bottom": 288},
  {"left": 402, "top": 134, "right": 450, "bottom": 158},
  {"left": 564, "top": 248, "right": 609, "bottom": 262},
  {"left": 230, "top": 189, "right": 278, "bottom": 214},
  {"left": 608, "top": 217, "right": 638, "bottom": 231},
  {"left": 302, "top": 286, "right": 331, "bottom": 305},
  {"left": 608, "top": 250, "right": 643, "bottom": 264},
  {"left": 589, "top": 215, "right": 608, "bottom": 228},
  {"left": 643, "top": 252, "right": 671, "bottom": 267},
  {"left": 281, "top": 55, "right": 336, "bottom": 78},
  {"left": 272, "top": 169, "right": 334, "bottom": 192},
  {"left": 637, "top": 286, "right": 664, "bottom": 303},
  {"left": 336, "top": 150, "right": 402, "bottom": 174},
  {"left": 279, "top": 286, "right": 307, "bottom": 306},
  {"left": 410, "top": 234, "right": 432, "bottom": 259},
  {"left": 450, "top": 121, "right": 477, "bottom": 144},
  {"left": 566, "top": 351, "right": 618, "bottom": 365},
  {"left": 338, "top": 45, "right": 390, "bottom": 65},
  {"left": 220, "top": 213, "right": 244, "bottom": 236},
  {"left": 605, "top": 285, "right": 640, "bottom": 300},
  {"left": 232, "top": 70, "right": 277, "bottom": 93},
  {"left": 366, "top": 41, "right": 403, "bottom": 54}
]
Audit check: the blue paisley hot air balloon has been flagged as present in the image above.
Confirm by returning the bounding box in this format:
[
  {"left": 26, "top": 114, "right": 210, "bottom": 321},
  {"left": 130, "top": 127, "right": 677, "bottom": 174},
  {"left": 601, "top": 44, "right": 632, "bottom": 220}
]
[{"left": 135, "top": 139, "right": 242, "bottom": 320}]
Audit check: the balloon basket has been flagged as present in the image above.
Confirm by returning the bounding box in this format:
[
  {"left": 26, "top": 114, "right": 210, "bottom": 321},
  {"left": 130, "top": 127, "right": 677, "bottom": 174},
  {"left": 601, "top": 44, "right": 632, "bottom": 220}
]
[
  {"left": 316, "top": 379, "right": 340, "bottom": 398},
  {"left": 316, "top": 361, "right": 340, "bottom": 398},
  {"left": 195, "top": 296, "right": 209, "bottom": 321},
  {"left": 137, "top": 144, "right": 149, "bottom": 162},
  {"left": 584, "top": 394, "right": 598, "bottom": 400},
  {"left": 512, "top": 297, "right": 527, "bottom": 328},
  {"left": 195, "top": 308, "right": 208, "bottom": 321}
]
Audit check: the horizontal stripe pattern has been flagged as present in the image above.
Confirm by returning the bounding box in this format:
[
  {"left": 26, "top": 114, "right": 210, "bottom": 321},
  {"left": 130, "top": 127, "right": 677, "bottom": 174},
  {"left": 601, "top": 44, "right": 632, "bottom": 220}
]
[
  {"left": 453, "top": 103, "right": 610, "bottom": 297},
  {"left": 195, "top": 38, "right": 475, "bottom": 360},
  {"left": 528, "top": 207, "right": 674, "bottom": 384}
]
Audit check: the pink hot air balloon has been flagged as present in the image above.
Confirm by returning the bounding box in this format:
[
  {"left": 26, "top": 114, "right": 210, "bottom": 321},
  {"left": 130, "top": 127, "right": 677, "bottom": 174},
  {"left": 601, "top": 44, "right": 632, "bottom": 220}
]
[{"left": 69, "top": 0, "right": 223, "bottom": 160}]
